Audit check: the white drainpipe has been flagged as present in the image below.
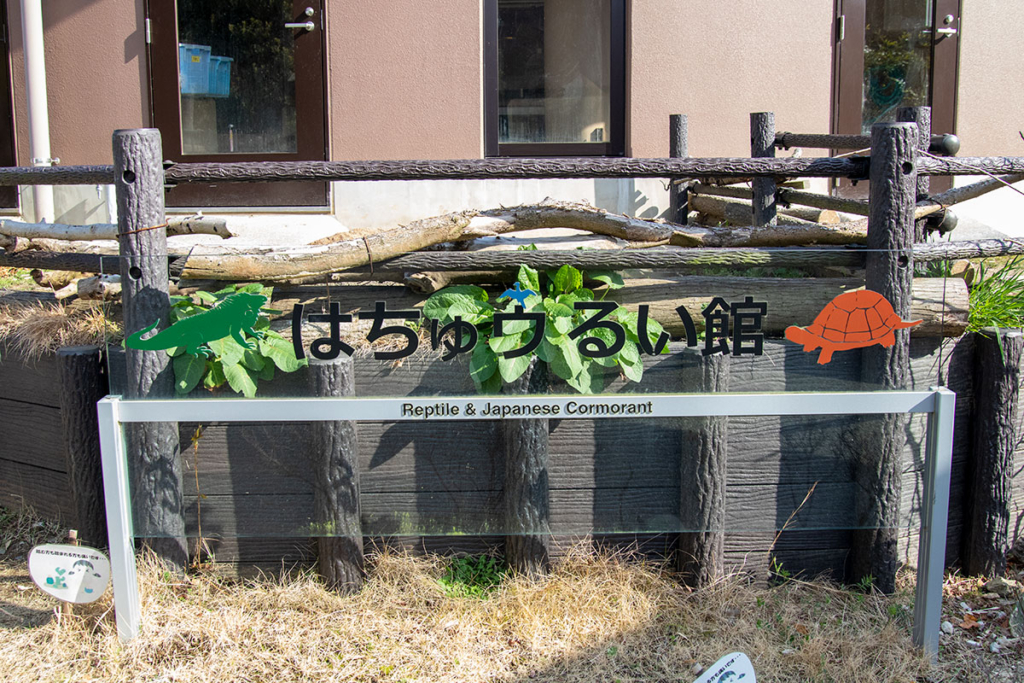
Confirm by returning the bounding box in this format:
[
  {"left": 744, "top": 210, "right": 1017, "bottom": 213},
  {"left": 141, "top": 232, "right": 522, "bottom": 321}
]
[{"left": 20, "top": 0, "right": 54, "bottom": 223}]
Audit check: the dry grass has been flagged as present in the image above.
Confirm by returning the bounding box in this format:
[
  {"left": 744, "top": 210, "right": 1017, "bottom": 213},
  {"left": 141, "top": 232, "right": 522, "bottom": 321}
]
[
  {"left": 0, "top": 300, "right": 121, "bottom": 359},
  {"left": 0, "top": 539, "right": 942, "bottom": 683}
]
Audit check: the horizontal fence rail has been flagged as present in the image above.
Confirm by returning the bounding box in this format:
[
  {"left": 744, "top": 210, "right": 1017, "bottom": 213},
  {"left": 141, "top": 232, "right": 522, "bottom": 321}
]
[
  {"left": 775, "top": 132, "right": 961, "bottom": 156},
  {"left": 1, "top": 156, "right": 1022, "bottom": 187}
]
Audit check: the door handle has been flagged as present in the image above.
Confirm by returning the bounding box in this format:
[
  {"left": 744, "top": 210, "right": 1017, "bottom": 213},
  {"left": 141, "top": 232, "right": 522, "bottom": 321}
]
[
  {"left": 285, "top": 21, "right": 314, "bottom": 31},
  {"left": 935, "top": 27, "right": 957, "bottom": 37}
]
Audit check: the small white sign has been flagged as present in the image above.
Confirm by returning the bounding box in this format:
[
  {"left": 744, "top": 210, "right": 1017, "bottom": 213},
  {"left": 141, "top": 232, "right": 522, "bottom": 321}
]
[
  {"left": 28, "top": 544, "right": 111, "bottom": 604},
  {"left": 694, "top": 652, "right": 756, "bottom": 683}
]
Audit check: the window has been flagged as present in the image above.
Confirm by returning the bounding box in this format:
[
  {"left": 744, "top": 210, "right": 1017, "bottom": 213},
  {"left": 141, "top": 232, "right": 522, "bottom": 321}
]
[
  {"left": 147, "top": 0, "right": 328, "bottom": 208},
  {"left": 484, "top": 0, "right": 626, "bottom": 157}
]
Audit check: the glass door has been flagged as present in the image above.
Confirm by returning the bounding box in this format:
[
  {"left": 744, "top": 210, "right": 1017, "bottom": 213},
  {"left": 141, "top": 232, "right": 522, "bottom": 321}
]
[
  {"left": 833, "top": 0, "right": 960, "bottom": 195},
  {"left": 148, "top": 0, "right": 328, "bottom": 208}
]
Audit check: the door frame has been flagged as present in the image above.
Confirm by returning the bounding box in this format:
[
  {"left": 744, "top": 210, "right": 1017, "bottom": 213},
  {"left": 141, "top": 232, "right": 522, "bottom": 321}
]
[{"left": 145, "top": 0, "right": 330, "bottom": 208}]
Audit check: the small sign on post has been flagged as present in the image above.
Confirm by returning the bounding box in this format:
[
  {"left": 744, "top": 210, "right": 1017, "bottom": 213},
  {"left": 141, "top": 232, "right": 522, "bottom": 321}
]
[{"left": 28, "top": 543, "right": 111, "bottom": 604}]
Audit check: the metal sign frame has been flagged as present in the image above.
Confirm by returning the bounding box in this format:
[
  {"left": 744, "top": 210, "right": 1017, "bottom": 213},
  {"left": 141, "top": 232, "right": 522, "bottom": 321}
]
[{"left": 97, "top": 388, "right": 955, "bottom": 658}]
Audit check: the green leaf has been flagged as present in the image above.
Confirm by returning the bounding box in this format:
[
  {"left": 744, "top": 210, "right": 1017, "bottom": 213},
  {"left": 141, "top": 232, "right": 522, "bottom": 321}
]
[
  {"left": 241, "top": 349, "right": 266, "bottom": 372},
  {"left": 469, "top": 342, "right": 498, "bottom": 384},
  {"left": 618, "top": 339, "right": 641, "bottom": 366},
  {"left": 258, "top": 362, "right": 276, "bottom": 381},
  {"left": 166, "top": 345, "right": 185, "bottom": 358},
  {"left": 498, "top": 353, "right": 532, "bottom": 383},
  {"left": 173, "top": 354, "right": 206, "bottom": 395},
  {"left": 516, "top": 243, "right": 538, "bottom": 251},
  {"left": 423, "top": 287, "right": 491, "bottom": 325},
  {"left": 446, "top": 297, "right": 494, "bottom": 325},
  {"left": 239, "top": 282, "right": 264, "bottom": 294},
  {"left": 620, "top": 355, "right": 644, "bottom": 383},
  {"left": 588, "top": 270, "right": 625, "bottom": 289},
  {"left": 259, "top": 335, "right": 306, "bottom": 372},
  {"left": 204, "top": 361, "right": 226, "bottom": 390},
  {"left": 488, "top": 331, "right": 523, "bottom": 354},
  {"left": 169, "top": 295, "right": 191, "bottom": 305},
  {"left": 208, "top": 336, "right": 247, "bottom": 366},
  {"left": 565, "top": 361, "right": 606, "bottom": 394},
  {"left": 552, "top": 265, "right": 583, "bottom": 295},
  {"left": 536, "top": 336, "right": 558, "bottom": 363},
  {"left": 517, "top": 265, "right": 541, "bottom": 294},
  {"left": 195, "top": 290, "right": 219, "bottom": 304},
  {"left": 550, "top": 337, "right": 584, "bottom": 380},
  {"left": 476, "top": 369, "right": 503, "bottom": 395},
  {"left": 223, "top": 363, "right": 258, "bottom": 398},
  {"left": 586, "top": 328, "right": 619, "bottom": 367},
  {"left": 497, "top": 316, "right": 534, "bottom": 335}
]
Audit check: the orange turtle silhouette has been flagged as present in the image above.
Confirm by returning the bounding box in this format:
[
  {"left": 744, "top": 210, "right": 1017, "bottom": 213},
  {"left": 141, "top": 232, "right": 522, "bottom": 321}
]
[{"left": 785, "top": 289, "right": 921, "bottom": 364}]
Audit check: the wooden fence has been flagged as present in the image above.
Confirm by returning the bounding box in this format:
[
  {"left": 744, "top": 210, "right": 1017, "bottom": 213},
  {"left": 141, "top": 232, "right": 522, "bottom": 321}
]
[{"left": 1, "top": 110, "right": 1023, "bottom": 590}]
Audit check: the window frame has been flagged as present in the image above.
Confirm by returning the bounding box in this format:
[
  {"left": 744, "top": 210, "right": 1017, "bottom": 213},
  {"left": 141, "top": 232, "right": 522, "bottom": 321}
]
[{"left": 483, "top": 0, "right": 626, "bottom": 158}]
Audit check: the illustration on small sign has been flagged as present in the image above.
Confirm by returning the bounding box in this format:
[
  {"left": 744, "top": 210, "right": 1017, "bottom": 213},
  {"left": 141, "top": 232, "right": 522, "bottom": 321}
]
[
  {"left": 784, "top": 289, "right": 920, "bottom": 364},
  {"left": 27, "top": 544, "right": 111, "bottom": 604}
]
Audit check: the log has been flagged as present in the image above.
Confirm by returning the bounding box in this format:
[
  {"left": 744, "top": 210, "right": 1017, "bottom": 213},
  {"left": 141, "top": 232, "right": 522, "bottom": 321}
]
[
  {"left": 897, "top": 107, "right": 931, "bottom": 241},
  {"left": 608, "top": 277, "right": 967, "bottom": 338},
  {"left": 179, "top": 202, "right": 877, "bottom": 281},
  {"left": 58, "top": 346, "right": 109, "bottom": 548},
  {"left": 669, "top": 114, "right": 690, "bottom": 224},
  {"left": 308, "top": 356, "right": 364, "bottom": 593},
  {"left": 115, "top": 129, "right": 186, "bottom": 572},
  {"left": 691, "top": 184, "right": 843, "bottom": 224},
  {"left": 850, "top": 122, "right": 919, "bottom": 594},
  {"left": 0, "top": 251, "right": 125, "bottom": 274},
  {"left": 964, "top": 329, "right": 1023, "bottom": 577},
  {"left": 751, "top": 113, "right": 777, "bottom": 226},
  {"left": 691, "top": 193, "right": 837, "bottom": 227},
  {"left": 76, "top": 274, "right": 121, "bottom": 301},
  {"left": 677, "top": 355, "right": 729, "bottom": 587},
  {"left": 162, "top": 157, "right": 870, "bottom": 184},
  {"left": 31, "top": 269, "right": 80, "bottom": 289},
  {"left": 918, "top": 156, "right": 1024, "bottom": 176},
  {"left": 503, "top": 359, "right": 551, "bottom": 577},
  {"left": 0, "top": 215, "right": 233, "bottom": 241},
  {"left": 774, "top": 131, "right": 960, "bottom": 156}
]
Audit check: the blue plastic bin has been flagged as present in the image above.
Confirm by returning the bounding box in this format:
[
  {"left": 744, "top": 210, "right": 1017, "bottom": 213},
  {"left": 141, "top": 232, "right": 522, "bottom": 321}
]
[
  {"left": 209, "top": 56, "right": 234, "bottom": 98},
  {"left": 178, "top": 44, "right": 211, "bottom": 95}
]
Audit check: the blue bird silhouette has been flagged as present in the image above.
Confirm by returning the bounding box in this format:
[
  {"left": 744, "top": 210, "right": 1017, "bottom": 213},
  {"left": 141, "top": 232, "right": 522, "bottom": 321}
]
[{"left": 498, "top": 282, "right": 537, "bottom": 307}]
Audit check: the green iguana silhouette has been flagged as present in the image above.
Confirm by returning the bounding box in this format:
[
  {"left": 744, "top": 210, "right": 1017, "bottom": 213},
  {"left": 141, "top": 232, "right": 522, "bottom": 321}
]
[{"left": 126, "top": 292, "right": 268, "bottom": 358}]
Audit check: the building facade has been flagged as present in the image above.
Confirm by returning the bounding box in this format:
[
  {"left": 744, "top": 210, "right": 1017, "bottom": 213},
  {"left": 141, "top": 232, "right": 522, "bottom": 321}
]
[{"left": 0, "top": 1, "right": 1019, "bottom": 231}]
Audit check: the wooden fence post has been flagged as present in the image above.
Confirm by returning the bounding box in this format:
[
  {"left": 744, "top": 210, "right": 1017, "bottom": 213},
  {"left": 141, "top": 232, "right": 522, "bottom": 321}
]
[
  {"left": 58, "top": 345, "right": 108, "bottom": 548},
  {"left": 503, "top": 359, "right": 550, "bottom": 577},
  {"left": 677, "top": 354, "right": 730, "bottom": 587},
  {"left": 114, "top": 129, "right": 186, "bottom": 572},
  {"left": 964, "top": 328, "right": 1023, "bottom": 576},
  {"left": 669, "top": 114, "right": 689, "bottom": 224},
  {"left": 850, "top": 121, "right": 918, "bottom": 593},
  {"left": 750, "top": 112, "right": 777, "bottom": 226},
  {"left": 308, "top": 356, "right": 364, "bottom": 592},
  {"left": 897, "top": 106, "right": 931, "bottom": 241}
]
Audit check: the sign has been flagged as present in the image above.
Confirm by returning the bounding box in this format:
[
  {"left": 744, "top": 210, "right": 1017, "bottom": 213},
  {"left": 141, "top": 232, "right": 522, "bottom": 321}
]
[
  {"left": 693, "top": 652, "right": 756, "bottom": 683},
  {"left": 28, "top": 544, "right": 111, "bottom": 604}
]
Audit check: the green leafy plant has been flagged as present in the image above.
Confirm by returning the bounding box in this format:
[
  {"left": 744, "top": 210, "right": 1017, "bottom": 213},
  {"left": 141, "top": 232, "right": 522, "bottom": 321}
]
[
  {"left": 438, "top": 555, "right": 507, "bottom": 598},
  {"left": 967, "top": 257, "right": 1024, "bottom": 334},
  {"left": 423, "top": 264, "right": 667, "bottom": 394},
  {"left": 167, "top": 283, "right": 306, "bottom": 397}
]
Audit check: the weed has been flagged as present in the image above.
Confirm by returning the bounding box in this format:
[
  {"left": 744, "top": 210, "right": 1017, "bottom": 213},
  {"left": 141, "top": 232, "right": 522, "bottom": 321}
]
[
  {"left": 967, "top": 256, "right": 1024, "bottom": 333},
  {"left": 437, "top": 554, "right": 506, "bottom": 598},
  {"left": 0, "top": 267, "right": 32, "bottom": 289},
  {"left": 856, "top": 574, "right": 875, "bottom": 593}
]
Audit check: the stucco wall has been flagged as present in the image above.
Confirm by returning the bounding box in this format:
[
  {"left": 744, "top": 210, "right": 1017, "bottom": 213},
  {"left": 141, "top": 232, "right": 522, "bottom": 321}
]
[
  {"left": 628, "top": 1, "right": 834, "bottom": 158},
  {"left": 955, "top": 2, "right": 1024, "bottom": 157},
  {"left": 326, "top": 0, "right": 482, "bottom": 161},
  {"left": 6, "top": 0, "right": 148, "bottom": 166}
]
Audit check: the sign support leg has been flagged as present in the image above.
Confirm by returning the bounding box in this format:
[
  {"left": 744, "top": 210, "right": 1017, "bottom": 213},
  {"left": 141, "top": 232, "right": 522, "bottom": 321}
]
[
  {"left": 913, "top": 387, "right": 955, "bottom": 660},
  {"left": 97, "top": 397, "right": 140, "bottom": 641}
]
